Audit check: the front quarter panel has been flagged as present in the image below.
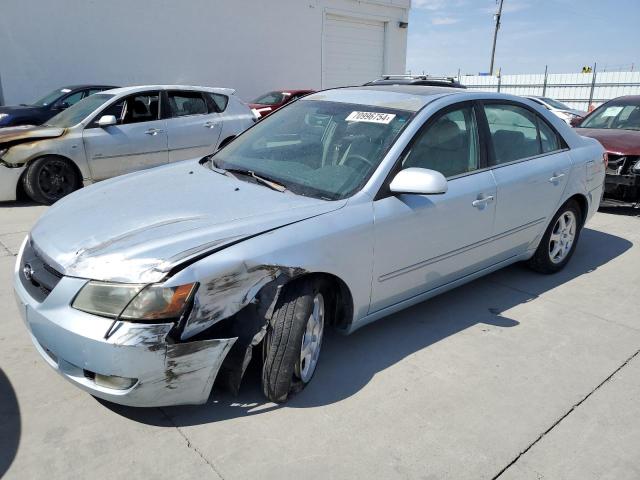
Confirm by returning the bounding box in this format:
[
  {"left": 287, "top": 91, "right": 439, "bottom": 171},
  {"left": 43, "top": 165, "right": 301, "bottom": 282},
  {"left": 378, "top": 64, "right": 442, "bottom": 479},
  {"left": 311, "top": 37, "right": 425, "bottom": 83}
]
[
  {"left": 2, "top": 129, "right": 91, "bottom": 182},
  {"left": 167, "top": 198, "right": 374, "bottom": 339}
]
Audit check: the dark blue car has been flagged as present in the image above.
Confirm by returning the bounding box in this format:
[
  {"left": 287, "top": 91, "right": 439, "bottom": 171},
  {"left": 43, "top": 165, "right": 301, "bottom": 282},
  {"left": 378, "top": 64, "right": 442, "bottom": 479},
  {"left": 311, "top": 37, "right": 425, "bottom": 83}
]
[{"left": 0, "top": 85, "right": 118, "bottom": 127}]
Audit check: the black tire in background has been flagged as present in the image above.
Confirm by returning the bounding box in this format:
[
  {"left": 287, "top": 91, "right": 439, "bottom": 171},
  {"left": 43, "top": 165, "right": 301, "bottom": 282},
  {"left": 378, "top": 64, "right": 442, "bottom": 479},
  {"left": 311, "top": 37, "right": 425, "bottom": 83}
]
[
  {"left": 528, "top": 199, "right": 583, "bottom": 274},
  {"left": 262, "top": 278, "right": 327, "bottom": 403},
  {"left": 22, "top": 156, "right": 80, "bottom": 205}
]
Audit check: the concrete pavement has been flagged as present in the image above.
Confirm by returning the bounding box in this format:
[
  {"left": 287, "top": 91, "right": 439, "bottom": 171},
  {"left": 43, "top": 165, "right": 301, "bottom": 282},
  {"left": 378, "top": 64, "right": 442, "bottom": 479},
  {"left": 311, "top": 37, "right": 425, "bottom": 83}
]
[{"left": 1, "top": 202, "right": 639, "bottom": 479}]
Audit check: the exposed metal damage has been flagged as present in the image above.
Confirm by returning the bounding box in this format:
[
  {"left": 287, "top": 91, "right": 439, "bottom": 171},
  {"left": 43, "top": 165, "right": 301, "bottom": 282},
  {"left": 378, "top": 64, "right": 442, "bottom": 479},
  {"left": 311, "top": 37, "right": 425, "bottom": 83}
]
[{"left": 178, "top": 263, "right": 308, "bottom": 394}]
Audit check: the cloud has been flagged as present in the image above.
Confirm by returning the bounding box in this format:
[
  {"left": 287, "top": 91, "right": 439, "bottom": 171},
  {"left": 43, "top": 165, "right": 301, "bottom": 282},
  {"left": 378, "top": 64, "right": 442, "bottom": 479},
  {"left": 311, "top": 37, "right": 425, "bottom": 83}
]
[
  {"left": 432, "top": 17, "right": 460, "bottom": 25},
  {"left": 413, "top": 0, "right": 466, "bottom": 10}
]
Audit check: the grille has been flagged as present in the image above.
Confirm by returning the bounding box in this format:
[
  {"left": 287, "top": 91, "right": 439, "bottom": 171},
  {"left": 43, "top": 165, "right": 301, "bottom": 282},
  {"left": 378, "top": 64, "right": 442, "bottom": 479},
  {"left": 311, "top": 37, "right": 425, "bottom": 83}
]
[
  {"left": 606, "top": 155, "right": 638, "bottom": 175},
  {"left": 19, "top": 241, "right": 63, "bottom": 302}
]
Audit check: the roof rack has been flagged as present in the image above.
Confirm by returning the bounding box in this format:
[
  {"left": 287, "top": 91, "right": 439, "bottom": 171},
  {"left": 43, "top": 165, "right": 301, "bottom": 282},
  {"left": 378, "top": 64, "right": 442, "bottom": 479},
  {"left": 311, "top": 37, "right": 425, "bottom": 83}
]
[{"left": 380, "top": 74, "right": 458, "bottom": 83}]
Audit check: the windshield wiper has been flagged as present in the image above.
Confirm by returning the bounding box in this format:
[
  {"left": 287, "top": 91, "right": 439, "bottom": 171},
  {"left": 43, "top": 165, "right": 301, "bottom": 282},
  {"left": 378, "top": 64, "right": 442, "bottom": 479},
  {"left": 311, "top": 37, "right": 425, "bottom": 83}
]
[{"left": 225, "top": 168, "right": 287, "bottom": 192}]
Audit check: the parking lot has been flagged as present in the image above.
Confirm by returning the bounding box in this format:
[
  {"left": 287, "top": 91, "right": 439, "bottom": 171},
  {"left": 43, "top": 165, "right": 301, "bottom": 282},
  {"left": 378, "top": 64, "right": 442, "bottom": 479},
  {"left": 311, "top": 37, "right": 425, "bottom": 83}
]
[{"left": 0, "top": 202, "right": 637, "bottom": 479}]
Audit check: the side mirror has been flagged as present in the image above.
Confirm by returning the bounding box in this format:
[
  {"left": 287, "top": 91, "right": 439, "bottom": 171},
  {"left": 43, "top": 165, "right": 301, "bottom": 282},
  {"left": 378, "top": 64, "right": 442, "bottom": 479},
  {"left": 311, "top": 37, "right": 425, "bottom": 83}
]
[
  {"left": 56, "top": 101, "right": 70, "bottom": 110},
  {"left": 97, "top": 115, "right": 117, "bottom": 127},
  {"left": 389, "top": 167, "right": 448, "bottom": 195}
]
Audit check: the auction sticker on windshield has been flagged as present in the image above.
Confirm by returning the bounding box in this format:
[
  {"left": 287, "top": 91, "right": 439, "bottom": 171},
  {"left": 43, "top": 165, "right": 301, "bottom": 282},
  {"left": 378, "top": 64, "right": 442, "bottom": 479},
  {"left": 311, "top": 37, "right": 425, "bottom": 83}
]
[{"left": 346, "top": 111, "right": 396, "bottom": 124}]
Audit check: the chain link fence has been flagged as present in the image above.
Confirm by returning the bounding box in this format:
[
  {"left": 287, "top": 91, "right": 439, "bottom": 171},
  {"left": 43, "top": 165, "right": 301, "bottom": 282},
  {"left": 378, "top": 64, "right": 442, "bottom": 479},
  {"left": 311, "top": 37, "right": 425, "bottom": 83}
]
[{"left": 460, "top": 70, "right": 640, "bottom": 111}]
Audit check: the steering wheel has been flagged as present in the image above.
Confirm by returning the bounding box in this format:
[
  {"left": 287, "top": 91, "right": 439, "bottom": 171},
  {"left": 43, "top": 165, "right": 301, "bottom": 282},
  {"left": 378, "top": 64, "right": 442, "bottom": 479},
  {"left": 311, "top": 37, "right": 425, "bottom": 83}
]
[{"left": 342, "top": 154, "right": 373, "bottom": 170}]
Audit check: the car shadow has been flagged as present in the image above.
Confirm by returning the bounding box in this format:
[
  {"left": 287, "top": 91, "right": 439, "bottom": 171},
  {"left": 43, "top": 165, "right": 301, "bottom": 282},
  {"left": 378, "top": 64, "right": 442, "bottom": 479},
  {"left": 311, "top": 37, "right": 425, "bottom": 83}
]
[
  {"left": 599, "top": 205, "right": 640, "bottom": 217},
  {"left": 0, "top": 200, "right": 40, "bottom": 208},
  {"left": 103, "top": 227, "right": 632, "bottom": 426},
  {"left": 0, "top": 369, "right": 21, "bottom": 478}
]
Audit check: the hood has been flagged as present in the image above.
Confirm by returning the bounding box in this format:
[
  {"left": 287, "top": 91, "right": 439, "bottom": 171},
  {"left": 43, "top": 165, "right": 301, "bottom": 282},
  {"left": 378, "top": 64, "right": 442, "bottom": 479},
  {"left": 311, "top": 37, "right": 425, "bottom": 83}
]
[
  {"left": 561, "top": 108, "right": 587, "bottom": 117},
  {"left": 0, "top": 125, "right": 65, "bottom": 145},
  {"left": 249, "top": 104, "right": 275, "bottom": 112},
  {"left": 0, "top": 104, "right": 45, "bottom": 114},
  {"left": 577, "top": 128, "right": 640, "bottom": 156},
  {"left": 30, "top": 160, "right": 346, "bottom": 283}
]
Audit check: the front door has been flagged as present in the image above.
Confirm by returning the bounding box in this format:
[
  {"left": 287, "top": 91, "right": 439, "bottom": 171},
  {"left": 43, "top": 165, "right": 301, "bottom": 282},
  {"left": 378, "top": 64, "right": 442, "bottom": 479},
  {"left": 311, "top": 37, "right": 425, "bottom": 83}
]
[
  {"left": 481, "top": 102, "right": 572, "bottom": 260},
  {"left": 83, "top": 91, "right": 168, "bottom": 181},
  {"left": 371, "top": 103, "right": 498, "bottom": 312},
  {"left": 166, "top": 90, "right": 223, "bottom": 162}
]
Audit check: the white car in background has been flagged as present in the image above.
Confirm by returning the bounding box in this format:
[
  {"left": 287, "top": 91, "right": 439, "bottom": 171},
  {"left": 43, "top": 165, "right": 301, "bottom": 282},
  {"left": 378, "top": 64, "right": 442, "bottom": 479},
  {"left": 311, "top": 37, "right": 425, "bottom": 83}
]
[
  {"left": 524, "top": 96, "right": 587, "bottom": 125},
  {"left": 0, "top": 85, "right": 255, "bottom": 204}
]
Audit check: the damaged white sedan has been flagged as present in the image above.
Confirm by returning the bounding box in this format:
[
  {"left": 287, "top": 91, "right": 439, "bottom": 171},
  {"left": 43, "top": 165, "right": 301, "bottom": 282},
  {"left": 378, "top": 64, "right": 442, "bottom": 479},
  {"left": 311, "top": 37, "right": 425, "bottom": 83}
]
[{"left": 14, "top": 86, "right": 606, "bottom": 407}]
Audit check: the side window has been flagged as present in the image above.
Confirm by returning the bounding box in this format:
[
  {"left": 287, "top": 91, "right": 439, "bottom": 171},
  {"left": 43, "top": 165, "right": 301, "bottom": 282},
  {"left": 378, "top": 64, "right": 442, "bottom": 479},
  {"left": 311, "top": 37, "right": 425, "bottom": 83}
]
[
  {"left": 484, "top": 104, "right": 541, "bottom": 164},
  {"left": 86, "top": 88, "right": 106, "bottom": 96},
  {"left": 168, "top": 91, "right": 208, "bottom": 117},
  {"left": 537, "top": 118, "right": 561, "bottom": 153},
  {"left": 121, "top": 92, "right": 160, "bottom": 124},
  {"left": 61, "top": 91, "right": 85, "bottom": 107},
  {"left": 402, "top": 105, "right": 480, "bottom": 178},
  {"left": 205, "top": 92, "right": 228, "bottom": 112}
]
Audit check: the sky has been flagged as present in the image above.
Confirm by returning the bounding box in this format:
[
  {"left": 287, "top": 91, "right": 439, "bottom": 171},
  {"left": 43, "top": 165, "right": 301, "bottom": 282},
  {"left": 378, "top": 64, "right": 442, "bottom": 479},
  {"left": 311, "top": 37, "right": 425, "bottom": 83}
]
[{"left": 406, "top": 0, "right": 640, "bottom": 77}]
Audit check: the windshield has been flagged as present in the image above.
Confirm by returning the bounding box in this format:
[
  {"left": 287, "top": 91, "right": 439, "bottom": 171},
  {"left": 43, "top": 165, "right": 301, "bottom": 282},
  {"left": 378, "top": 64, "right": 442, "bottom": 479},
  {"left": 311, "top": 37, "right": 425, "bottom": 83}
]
[
  {"left": 252, "top": 92, "right": 287, "bottom": 105},
  {"left": 31, "top": 88, "right": 70, "bottom": 106},
  {"left": 579, "top": 102, "right": 640, "bottom": 131},
  {"left": 540, "top": 97, "right": 569, "bottom": 110},
  {"left": 212, "top": 100, "right": 412, "bottom": 200},
  {"left": 46, "top": 94, "right": 115, "bottom": 128}
]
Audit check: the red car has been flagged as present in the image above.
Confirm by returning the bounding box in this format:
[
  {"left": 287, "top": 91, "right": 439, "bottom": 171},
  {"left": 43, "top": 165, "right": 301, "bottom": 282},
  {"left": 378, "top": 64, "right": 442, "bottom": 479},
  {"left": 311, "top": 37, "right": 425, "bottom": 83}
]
[
  {"left": 248, "top": 89, "right": 315, "bottom": 118},
  {"left": 575, "top": 95, "right": 640, "bottom": 206}
]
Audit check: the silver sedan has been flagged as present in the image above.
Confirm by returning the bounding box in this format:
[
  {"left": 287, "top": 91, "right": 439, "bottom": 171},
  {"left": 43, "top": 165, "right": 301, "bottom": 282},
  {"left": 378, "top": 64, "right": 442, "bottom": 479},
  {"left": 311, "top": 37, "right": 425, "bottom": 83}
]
[
  {"left": 14, "top": 86, "right": 606, "bottom": 406},
  {"left": 0, "top": 85, "right": 255, "bottom": 204}
]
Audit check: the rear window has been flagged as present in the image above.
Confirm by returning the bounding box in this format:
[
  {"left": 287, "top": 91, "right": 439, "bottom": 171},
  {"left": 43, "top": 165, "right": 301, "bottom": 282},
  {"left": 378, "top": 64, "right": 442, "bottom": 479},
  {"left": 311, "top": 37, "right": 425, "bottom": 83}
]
[{"left": 205, "top": 92, "right": 229, "bottom": 112}]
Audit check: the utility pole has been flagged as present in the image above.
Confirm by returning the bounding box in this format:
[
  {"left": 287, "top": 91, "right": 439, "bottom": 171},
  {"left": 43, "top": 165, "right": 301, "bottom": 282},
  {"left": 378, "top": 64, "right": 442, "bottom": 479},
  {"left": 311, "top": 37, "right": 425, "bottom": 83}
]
[{"left": 489, "top": 0, "right": 504, "bottom": 75}]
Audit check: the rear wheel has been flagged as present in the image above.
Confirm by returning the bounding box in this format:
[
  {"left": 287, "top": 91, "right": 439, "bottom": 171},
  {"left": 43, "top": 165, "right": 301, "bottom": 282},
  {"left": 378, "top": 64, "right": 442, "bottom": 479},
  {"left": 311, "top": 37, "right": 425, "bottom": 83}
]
[
  {"left": 23, "top": 156, "right": 79, "bottom": 204},
  {"left": 528, "top": 200, "right": 582, "bottom": 274},
  {"left": 262, "top": 278, "right": 326, "bottom": 403}
]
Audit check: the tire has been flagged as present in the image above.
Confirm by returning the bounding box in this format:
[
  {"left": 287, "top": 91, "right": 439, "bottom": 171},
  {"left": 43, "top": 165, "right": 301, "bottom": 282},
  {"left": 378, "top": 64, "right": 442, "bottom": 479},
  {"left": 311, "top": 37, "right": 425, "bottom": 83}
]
[
  {"left": 262, "top": 278, "right": 326, "bottom": 403},
  {"left": 528, "top": 199, "right": 582, "bottom": 274},
  {"left": 23, "top": 156, "right": 80, "bottom": 205}
]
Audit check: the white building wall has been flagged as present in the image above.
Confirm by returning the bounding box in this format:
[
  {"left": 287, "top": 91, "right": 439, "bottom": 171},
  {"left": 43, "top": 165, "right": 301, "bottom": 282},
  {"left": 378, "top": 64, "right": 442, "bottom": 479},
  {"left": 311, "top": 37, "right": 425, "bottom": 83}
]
[{"left": 0, "top": 0, "right": 409, "bottom": 105}]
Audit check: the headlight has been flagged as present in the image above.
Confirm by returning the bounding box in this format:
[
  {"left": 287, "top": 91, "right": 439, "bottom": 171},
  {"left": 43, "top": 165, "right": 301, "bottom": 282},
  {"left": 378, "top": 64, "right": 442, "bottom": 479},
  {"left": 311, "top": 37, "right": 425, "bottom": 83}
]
[
  {"left": 72, "top": 281, "right": 197, "bottom": 321},
  {"left": 0, "top": 113, "right": 9, "bottom": 122},
  {"left": 633, "top": 160, "right": 640, "bottom": 173},
  {"left": 0, "top": 147, "right": 8, "bottom": 159}
]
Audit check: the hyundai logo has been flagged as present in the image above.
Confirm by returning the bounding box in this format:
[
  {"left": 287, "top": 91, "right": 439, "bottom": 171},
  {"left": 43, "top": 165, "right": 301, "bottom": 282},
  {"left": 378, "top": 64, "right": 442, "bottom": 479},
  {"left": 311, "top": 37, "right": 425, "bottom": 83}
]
[{"left": 23, "top": 263, "right": 34, "bottom": 282}]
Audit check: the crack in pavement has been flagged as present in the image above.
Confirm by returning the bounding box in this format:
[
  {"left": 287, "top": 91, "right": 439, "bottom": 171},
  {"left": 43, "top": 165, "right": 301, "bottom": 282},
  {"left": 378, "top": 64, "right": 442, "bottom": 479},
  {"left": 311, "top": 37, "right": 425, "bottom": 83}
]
[
  {"left": 492, "top": 346, "right": 640, "bottom": 479},
  {"left": 158, "top": 407, "right": 226, "bottom": 480},
  {"left": 0, "top": 239, "right": 14, "bottom": 257}
]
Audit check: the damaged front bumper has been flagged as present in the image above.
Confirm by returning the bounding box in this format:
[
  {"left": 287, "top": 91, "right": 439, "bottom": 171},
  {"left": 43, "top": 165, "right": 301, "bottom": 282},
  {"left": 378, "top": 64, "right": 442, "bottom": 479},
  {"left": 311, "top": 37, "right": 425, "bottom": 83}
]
[{"left": 13, "top": 254, "right": 236, "bottom": 407}]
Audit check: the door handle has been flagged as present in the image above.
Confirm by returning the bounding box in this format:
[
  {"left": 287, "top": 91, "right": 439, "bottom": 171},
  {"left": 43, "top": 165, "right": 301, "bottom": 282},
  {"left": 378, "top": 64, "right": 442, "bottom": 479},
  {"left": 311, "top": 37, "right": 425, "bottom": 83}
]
[
  {"left": 204, "top": 121, "right": 217, "bottom": 128},
  {"left": 472, "top": 195, "right": 495, "bottom": 209},
  {"left": 145, "top": 128, "right": 163, "bottom": 135},
  {"left": 549, "top": 172, "right": 566, "bottom": 183}
]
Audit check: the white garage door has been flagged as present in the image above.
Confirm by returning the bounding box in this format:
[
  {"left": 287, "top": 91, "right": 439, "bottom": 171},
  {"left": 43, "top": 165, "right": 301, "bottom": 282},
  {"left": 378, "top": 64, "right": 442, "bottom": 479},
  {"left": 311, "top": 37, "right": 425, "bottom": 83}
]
[{"left": 322, "top": 14, "right": 385, "bottom": 89}]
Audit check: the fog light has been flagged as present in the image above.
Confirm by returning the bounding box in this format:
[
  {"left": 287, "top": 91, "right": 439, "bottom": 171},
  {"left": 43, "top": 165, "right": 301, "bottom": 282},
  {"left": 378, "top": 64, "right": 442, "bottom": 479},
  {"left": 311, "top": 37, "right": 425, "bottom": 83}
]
[{"left": 94, "top": 374, "right": 137, "bottom": 390}]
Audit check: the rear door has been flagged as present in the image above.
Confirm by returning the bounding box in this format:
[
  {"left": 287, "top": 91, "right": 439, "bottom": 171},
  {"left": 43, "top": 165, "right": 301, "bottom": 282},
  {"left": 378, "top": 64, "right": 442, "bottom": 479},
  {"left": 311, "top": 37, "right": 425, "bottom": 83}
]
[
  {"left": 481, "top": 101, "right": 572, "bottom": 260},
  {"left": 83, "top": 91, "right": 168, "bottom": 180},
  {"left": 370, "top": 102, "right": 498, "bottom": 312},
  {"left": 165, "top": 90, "right": 223, "bottom": 162}
]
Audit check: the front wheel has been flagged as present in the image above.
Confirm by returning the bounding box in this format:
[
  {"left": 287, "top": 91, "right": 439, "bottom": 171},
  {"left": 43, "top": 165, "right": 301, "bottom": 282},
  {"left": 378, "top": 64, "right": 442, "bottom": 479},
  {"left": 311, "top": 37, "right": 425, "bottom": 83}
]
[
  {"left": 22, "top": 156, "right": 79, "bottom": 204},
  {"left": 528, "top": 200, "right": 582, "bottom": 274},
  {"left": 262, "top": 279, "right": 326, "bottom": 403}
]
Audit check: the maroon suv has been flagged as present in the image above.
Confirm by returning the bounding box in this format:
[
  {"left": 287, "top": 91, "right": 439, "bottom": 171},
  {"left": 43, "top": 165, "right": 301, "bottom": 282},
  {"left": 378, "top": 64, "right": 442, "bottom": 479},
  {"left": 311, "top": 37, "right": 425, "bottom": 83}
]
[{"left": 575, "top": 95, "right": 640, "bottom": 206}]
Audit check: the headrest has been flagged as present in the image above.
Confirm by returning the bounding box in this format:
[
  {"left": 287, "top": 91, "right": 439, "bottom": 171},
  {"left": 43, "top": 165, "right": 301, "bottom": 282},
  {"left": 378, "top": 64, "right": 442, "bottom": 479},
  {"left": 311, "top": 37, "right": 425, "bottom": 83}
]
[
  {"left": 132, "top": 99, "right": 148, "bottom": 115},
  {"left": 493, "top": 129, "right": 525, "bottom": 145},
  {"left": 422, "top": 119, "right": 463, "bottom": 150}
]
